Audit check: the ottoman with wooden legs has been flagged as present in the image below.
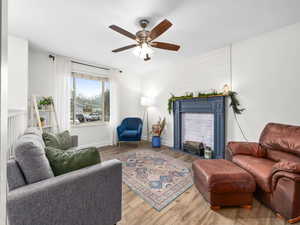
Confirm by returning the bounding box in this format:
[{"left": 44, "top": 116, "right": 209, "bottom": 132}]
[{"left": 192, "top": 159, "right": 255, "bottom": 210}]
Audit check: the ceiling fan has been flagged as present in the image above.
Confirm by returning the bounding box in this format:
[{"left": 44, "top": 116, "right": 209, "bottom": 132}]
[{"left": 109, "top": 19, "right": 180, "bottom": 61}]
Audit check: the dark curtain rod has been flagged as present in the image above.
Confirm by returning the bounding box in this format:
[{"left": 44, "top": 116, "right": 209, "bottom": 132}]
[
  {"left": 71, "top": 60, "right": 110, "bottom": 71},
  {"left": 49, "top": 55, "right": 122, "bottom": 73}
]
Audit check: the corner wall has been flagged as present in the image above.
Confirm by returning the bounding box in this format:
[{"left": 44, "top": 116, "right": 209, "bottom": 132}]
[
  {"left": 28, "top": 48, "right": 54, "bottom": 97},
  {"left": 28, "top": 47, "right": 141, "bottom": 146},
  {"left": 140, "top": 48, "right": 231, "bottom": 146},
  {"left": 8, "top": 35, "right": 28, "bottom": 110},
  {"left": 141, "top": 22, "right": 300, "bottom": 146},
  {"left": 229, "top": 22, "right": 300, "bottom": 141}
]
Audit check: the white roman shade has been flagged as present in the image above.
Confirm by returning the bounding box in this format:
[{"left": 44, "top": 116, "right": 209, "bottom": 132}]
[
  {"left": 72, "top": 72, "right": 108, "bottom": 82},
  {"left": 71, "top": 61, "right": 110, "bottom": 78}
]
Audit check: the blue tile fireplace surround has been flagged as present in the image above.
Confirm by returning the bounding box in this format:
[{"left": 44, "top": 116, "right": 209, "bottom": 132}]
[{"left": 173, "top": 96, "right": 225, "bottom": 159}]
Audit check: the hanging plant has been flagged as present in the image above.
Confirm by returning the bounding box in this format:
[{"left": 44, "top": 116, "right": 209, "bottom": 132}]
[
  {"left": 228, "top": 91, "right": 245, "bottom": 114},
  {"left": 168, "top": 91, "right": 244, "bottom": 114}
]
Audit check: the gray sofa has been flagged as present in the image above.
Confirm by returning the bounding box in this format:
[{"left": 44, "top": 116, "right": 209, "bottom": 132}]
[{"left": 7, "top": 128, "right": 122, "bottom": 225}]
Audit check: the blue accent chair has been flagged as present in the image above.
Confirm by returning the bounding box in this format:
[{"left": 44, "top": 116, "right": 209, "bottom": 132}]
[{"left": 117, "top": 118, "right": 143, "bottom": 145}]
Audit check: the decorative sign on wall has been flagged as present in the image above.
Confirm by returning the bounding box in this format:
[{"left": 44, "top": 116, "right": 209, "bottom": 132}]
[{"left": 181, "top": 113, "right": 214, "bottom": 149}]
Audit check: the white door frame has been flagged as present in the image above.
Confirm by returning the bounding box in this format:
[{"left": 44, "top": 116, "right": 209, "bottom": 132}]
[{"left": 0, "top": 0, "right": 8, "bottom": 224}]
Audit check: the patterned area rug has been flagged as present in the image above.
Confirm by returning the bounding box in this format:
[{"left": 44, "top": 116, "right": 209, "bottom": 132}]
[{"left": 110, "top": 149, "right": 193, "bottom": 211}]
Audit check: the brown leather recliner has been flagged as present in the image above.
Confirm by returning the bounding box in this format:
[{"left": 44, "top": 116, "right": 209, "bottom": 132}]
[{"left": 226, "top": 123, "right": 300, "bottom": 223}]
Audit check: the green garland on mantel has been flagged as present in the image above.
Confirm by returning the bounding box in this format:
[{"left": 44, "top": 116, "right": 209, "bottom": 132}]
[{"left": 168, "top": 91, "right": 245, "bottom": 115}]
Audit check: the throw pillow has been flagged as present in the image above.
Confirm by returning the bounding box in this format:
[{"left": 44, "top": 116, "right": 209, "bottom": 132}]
[
  {"left": 42, "top": 132, "right": 60, "bottom": 148},
  {"left": 45, "top": 146, "right": 101, "bottom": 176},
  {"left": 42, "top": 130, "right": 72, "bottom": 150},
  {"left": 14, "top": 134, "right": 54, "bottom": 184},
  {"left": 57, "top": 130, "right": 73, "bottom": 150}
]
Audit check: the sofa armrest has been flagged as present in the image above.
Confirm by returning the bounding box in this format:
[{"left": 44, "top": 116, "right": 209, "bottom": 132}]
[
  {"left": 271, "top": 170, "right": 300, "bottom": 194},
  {"left": 227, "top": 142, "right": 266, "bottom": 159},
  {"left": 137, "top": 124, "right": 143, "bottom": 138},
  {"left": 272, "top": 161, "right": 300, "bottom": 174},
  {"left": 117, "top": 125, "right": 125, "bottom": 138},
  {"left": 271, "top": 170, "right": 300, "bottom": 219},
  {"left": 271, "top": 161, "right": 300, "bottom": 189},
  {"left": 7, "top": 159, "right": 122, "bottom": 225},
  {"left": 71, "top": 135, "right": 78, "bottom": 147}
]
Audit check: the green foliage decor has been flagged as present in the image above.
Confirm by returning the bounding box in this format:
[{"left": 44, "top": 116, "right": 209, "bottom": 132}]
[
  {"left": 39, "top": 97, "right": 53, "bottom": 106},
  {"left": 228, "top": 91, "right": 245, "bottom": 114},
  {"left": 168, "top": 91, "right": 245, "bottom": 114}
]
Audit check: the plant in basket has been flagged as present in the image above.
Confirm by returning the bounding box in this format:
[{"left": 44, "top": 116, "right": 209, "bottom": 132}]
[{"left": 151, "top": 117, "right": 166, "bottom": 148}]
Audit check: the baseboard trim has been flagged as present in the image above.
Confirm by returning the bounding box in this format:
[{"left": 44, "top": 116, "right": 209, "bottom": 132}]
[
  {"left": 143, "top": 136, "right": 172, "bottom": 147},
  {"left": 162, "top": 140, "right": 172, "bottom": 147}
]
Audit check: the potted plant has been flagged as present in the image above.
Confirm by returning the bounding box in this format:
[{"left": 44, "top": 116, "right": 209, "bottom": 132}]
[
  {"left": 151, "top": 117, "right": 166, "bottom": 148},
  {"left": 38, "top": 97, "right": 53, "bottom": 110},
  {"left": 39, "top": 117, "right": 46, "bottom": 127}
]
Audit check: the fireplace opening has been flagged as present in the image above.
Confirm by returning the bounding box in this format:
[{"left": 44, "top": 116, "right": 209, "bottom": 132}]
[{"left": 181, "top": 113, "right": 214, "bottom": 157}]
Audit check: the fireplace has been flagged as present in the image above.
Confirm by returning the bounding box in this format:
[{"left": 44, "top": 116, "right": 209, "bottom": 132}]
[{"left": 173, "top": 96, "right": 225, "bottom": 159}]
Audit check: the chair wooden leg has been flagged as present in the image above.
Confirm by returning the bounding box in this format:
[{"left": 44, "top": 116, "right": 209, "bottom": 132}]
[
  {"left": 241, "top": 205, "right": 252, "bottom": 209},
  {"left": 275, "top": 213, "right": 300, "bottom": 224},
  {"left": 276, "top": 213, "right": 284, "bottom": 220},
  {"left": 210, "top": 206, "right": 221, "bottom": 211},
  {"left": 288, "top": 216, "right": 300, "bottom": 224},
  {"left": 276, "top": 213, "right": 300, "bottom": 224}
]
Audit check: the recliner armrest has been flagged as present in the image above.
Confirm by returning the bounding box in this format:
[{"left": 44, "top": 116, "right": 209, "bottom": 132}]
[
  {"left": 272, "top": 161, "right": 300, "bottom": 175},
  {"left": 271, "top": 161, "right": 300, "bottom": 190},
  {"left": 272, "top": 171, "right": 300, "bottom": 190},
  {"left": 227, "top": 142, "right": 266, "bottom": 158}
]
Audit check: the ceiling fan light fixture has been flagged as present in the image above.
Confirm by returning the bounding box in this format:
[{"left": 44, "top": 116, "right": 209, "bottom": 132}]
[
  {"left": 132, "top": 43, "right": 153, "bottom": 59},
  {"left": 109, "top": 18, "right": 180, "bottom": 60}
]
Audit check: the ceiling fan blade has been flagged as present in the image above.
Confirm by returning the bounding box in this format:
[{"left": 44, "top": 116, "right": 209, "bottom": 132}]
[
  {"left": 151, "top": 42, "right": 180, "bottom": 51},
  {"left": 109, "top": 25, "right": 137, "bottom": 40},
  {"left": 149, "top": 19, "right": 172, "bottom": 41},
  {"left": 112, "top": 44, "right": 137, "bottom": 53}
]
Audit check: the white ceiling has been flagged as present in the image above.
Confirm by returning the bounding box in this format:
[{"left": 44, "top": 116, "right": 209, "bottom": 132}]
[{"left": 8, "top": 0, "right": 300, "bottom": 73}]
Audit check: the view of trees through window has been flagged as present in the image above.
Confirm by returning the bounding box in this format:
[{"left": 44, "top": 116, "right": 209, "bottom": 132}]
[{"left": 71, "top": 73, "right": 110, "bottom": 125}]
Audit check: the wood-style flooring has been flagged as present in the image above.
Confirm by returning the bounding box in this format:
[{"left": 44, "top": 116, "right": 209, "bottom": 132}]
[{"left": 99, "top": 142, "right": 298, "bottom": 225}]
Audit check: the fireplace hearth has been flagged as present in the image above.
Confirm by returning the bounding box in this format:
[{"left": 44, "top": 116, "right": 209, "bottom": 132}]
[
  {"left": 183, "top": 141, "right": 205, "bottom": 156},
  {"left": 173, "top": 96, "right": 225, "bottom": 159}
]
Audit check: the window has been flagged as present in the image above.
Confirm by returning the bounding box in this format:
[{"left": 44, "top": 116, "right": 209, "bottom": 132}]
[{"left": 70, "top": 72, "right": 110, "bottom": 125}]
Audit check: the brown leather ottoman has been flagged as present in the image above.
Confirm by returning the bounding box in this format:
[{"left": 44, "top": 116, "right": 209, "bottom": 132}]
[{"left": 192, "top": 159, "right": 255, "bottom": 210}]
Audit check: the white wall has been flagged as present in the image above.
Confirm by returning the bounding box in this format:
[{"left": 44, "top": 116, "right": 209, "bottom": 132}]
[
  {"left": 28, "top": 47, "right": 141, "bottom": 146},
  {"left": 28, "top": 47, "right": 54, "bottom": 97},
  {"left": 229, "top": 22, "right": 300, "bottom": 141},
  {"left": 70, "top": 124, "right": 112, "bottom": 147},
  {"left": 28, "top": 22, "right": 300, "bottom": 147},
  {"left": 117, "top": 74, "right": 141, "bottom": 119},
  {"left": 140, "top": 48, "right": 231, "bottom": 146},
  {"left": 140, "top": 22, "right": 300, "bottom": 146},
  {"left": 8, "top": 35, "right": 28, "bottom": 110}
]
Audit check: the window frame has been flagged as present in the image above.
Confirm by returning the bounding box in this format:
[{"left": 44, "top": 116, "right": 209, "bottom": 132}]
[{"left": 71, "top": 72, "right": 109, "bottom": 127}]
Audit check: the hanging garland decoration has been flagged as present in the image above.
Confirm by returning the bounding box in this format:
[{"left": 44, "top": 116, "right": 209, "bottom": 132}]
[
  {"left": 227, "top": 91, "right": 245, "bottom": 114},
  {"left": 168, "top": 91, "right": 245, "bottom": 114}
]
